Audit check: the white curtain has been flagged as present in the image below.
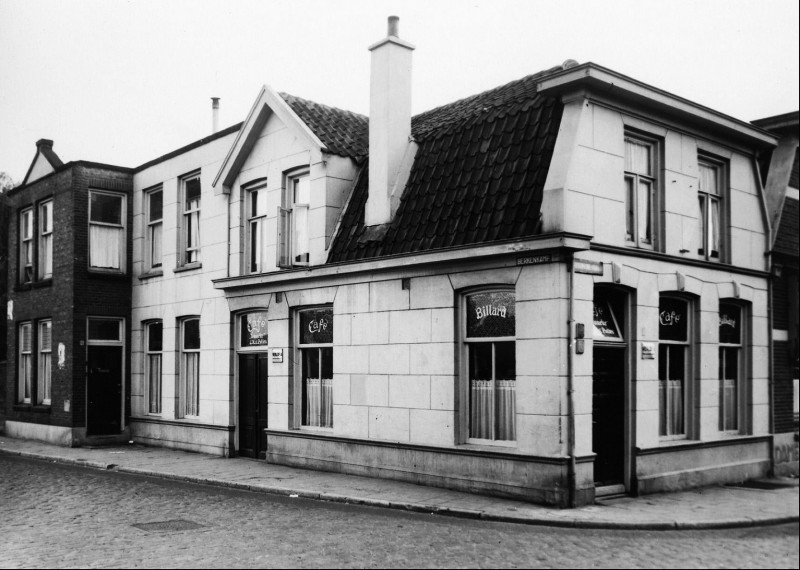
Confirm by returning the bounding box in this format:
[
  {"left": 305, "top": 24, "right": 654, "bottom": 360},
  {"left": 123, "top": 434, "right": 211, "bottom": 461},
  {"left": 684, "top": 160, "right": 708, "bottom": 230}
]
[
  {"left": 183, "top": 352, "right": 199, "bottom": 416},
  {"left": 149, "top": 354, "right": 162, "bottom": 414},
  {"left": 625, "top": 139, "right": 651, "bottom": 174},
  {"left": 723, "top": 378, "right": 737, "bottom": 431},
  {"left": 305, "top": 377, "right": 333, "bottom": 428},
  {"left": 495, "top": 380, "right": 516, "bottom": 441},
  {"left": 40, "top": 234, "right": 52, "bottom": 278},
  {"left": 38, "top": 353, "right": 51, "bottom": 404},
  {"left": 90, "top": 225, "right": 121, "bottom": 269},
  {"left": 150, "top": 223, "right": 162, "bottom": 267},
  {"left": 637, "top": 179, "right": 652, "bottom": 243},
  {"left": 669, "top": 379, "right": 684, "bottom": 435},
  {"left": 470, "top": 380, "right": 493, "bottom": 439}
]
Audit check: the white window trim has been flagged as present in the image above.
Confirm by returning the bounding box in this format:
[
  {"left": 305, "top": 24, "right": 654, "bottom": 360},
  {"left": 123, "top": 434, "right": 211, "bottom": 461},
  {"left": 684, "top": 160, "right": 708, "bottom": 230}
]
[
  {"left": 244, "top": 180, "right": 268, "bottom": 275},
  {"left": 293, "top": 306, "right": 333, "bottom": 430},
  {"left": 88, "top": 189, "right": 127, "bottom": 273},
  {"left": 719, "top": 302, "right": 749, "bottom": 435},
  {"left": 178, "top": 317, "right": 201, "bottom": 418},
  {"left": 658, "top": 296, "right": 695, "bottom": 441},
  {"left": 278, "top": 170, "right": 310, "bottom": 268},
  {"left": 144, "top": 320, "right": 163, "bottom": 415},
  {"left": 38, "top": 200, "right": 53, "bottom": 280},
  {"left": 623, "top": 132, "right": 659, "bottom": 251},
  {"left": 145, "top": 187, "right": 163, "bottom": 272},
  {"left": 19, "top": 207, "right": 33, "bottom": 284},
  {"left": 179, "top": 172, "right": 201, "bottom": 267},
  {"left": 697, "top": 155, "right": 728, "bottom": 262},
  {"left": 18, "top": 321, "right": 32, "bottom": 404},
  {"left": 37, "top": 319, "right": 52, "bottom": 405}
]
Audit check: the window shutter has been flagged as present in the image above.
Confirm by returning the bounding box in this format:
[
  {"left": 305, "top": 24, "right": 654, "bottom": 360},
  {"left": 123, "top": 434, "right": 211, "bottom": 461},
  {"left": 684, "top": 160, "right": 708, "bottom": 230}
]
[{"left": 277, "top": 206, "right": 291, "bottom": 268}]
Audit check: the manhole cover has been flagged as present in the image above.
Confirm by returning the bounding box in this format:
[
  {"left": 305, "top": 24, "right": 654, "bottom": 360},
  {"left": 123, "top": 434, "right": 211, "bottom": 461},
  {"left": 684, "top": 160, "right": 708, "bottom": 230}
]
[
  {"left": 132, "top": 519, "right": 205, "bottom": 532},
  {"left": 726, "top": 480, "right": 796, "bottom": 490}
]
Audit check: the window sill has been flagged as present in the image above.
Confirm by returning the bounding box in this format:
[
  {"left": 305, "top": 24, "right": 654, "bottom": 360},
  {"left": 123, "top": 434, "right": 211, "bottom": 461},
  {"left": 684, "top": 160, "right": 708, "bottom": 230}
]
[
  {"left": 12, "top": 404, "right": 51, "bottom": 413},
  {"left": 138, "top": 270, "right": 164, "bottom": 281},
  {"left": 15, "top": 278, "right": 53, "bottom": 292},
  {"left": 88, "top": 269, "right": 128, "bottom": 280},
  {"left": 174, "top": 262, "right": 202, "bottom": 274}
]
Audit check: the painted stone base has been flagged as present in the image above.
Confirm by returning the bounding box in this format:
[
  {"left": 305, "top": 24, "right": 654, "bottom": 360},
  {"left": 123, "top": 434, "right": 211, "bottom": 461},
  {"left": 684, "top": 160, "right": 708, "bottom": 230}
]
[
  {"left": 773, "top": 432, "right": 799, "bottom": 477},
  {"left": 635, "top": 436, "right": 771, "bottom": 494},
  {"left": 130, "top": 417, "right": 235, "bottom": 457},
  {"left": 265, "top": 430, "right": 594, "bottom": 507},
  {"left": 1, "top": 421, "right": 130, "bottom": 447}
]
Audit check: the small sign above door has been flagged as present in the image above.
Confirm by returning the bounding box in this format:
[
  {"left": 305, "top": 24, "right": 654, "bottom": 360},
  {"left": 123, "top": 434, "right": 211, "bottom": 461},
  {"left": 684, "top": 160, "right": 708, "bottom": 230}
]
[
  {"left": 241, "top": 311, "right": 269, "bottom": 347},
  {"left": 271, "top": 348, "right": 284, "bottom": 363}
]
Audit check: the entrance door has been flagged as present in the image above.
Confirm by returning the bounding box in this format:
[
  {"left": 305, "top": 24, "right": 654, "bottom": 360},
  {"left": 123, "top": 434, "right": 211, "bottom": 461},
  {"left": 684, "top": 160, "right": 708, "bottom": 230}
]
[
  {"left": 87, "top": 346, "right": 123, "bottom": 436},
  {"left": 592, "top": 345, "right": 626, "bottom": 487},
  {"left": 238, "top": 353, "right": 269, "bottom": 458}
]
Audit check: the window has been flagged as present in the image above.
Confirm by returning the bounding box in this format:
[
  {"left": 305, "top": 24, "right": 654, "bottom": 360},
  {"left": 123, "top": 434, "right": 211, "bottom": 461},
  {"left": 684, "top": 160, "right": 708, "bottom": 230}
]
[
  {"left": 462, "top": 290, "right": 516, "bottom": 442},
  {"left": 18, "top": 322, "right": 32, "bottom": 403},
  {"left": 658, "top": 297, "right": 692, "bottom": 438},
  {"left": 624, "top": 134, "right": 658, "bottom": 249},
  {"left": 719, "top": 303, "right": 743, "bottom": 432},
  {"left": 697, "top": 156, "right": 726, "bottom": 261},
  {"left": 39, "top": 201, "right": 53, "bottom": 279},
  {"left": 89, "top": 190, "right": 126, "bottom": 271},
  {"left": 37, "top": 320, "right": 52, "bottom": 405},
  {"left": 296, "top": 307, "right": 333, "bottom": 428},
  {"left": 19, "top": 208, "right": 33, "bottom": 283},
  {"left": 145, "top": 321, "right": 163, "bottom": 414},
  {"left": 278, "top": 172, "right": 310, "bottom": 267},
  {"left": 245, "top": 182, "right": 267, "bottom": 273},
  {"left": 178, "top": 318, "right": 200, "bottom": 417},
  {"left": 145, "top": 188, "right": 163, "bottom": 271},
  {"left": 180, "top": 174, "right": 201, "bottom": 265}
]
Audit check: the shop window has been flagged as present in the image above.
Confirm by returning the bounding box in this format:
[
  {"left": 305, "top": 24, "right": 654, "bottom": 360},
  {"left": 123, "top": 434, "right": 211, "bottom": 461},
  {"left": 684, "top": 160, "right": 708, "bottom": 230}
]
[
  {"left": 462, "top": 289, "right": 516, "bottom": 442},
  {"left": 278, "top": 171, "right": 310, "bottom": 267},
  {"left": 37, "top": 320, "right": 52, "bottom": 405},
  {"left": 658, "top": 296, "right": 693, "bottom": 438},
  {"left": 19, "top": 208, "right": 33, "bottom": 283},
  {"left": 89, "top": 190, "right": 126, "bottom": 272},
  {"left": 178, "top": 317, "right": 200, "bottom": 417},
  {"left": 145, "top": 321, "right": 163, "bottom": 414},
  {"left": 296, "top": 307, "right": 333, "bottom": 428},
  {"left": 719, "top": 302, "right": 746, "bottom": 433},
  {"left": 145, "top": 187, "right": 163, "bottom": 271},
  {"left": 697, "top": 156, "right": 727, "bottom": 261},
  {"left": 18, "top": 322, "right": 32, "bottom": 403},
  {"left": 624, "top": 133, "right": 659, "bottom": 250},
  {"left": 39, "top": 200, "right": 53, "bottom": 279},
  {"left": 180, "top": 173, "right": 201, "bottom": 266},
  {"left": 245, "top": 181, "right": 268, "bottom": 274}
]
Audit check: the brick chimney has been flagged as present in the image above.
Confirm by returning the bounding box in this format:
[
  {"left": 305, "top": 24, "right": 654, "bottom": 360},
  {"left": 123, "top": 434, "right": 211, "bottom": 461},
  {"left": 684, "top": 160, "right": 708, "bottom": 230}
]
[{"left": 365, "top": 16, "right": 415, "bottom": 227}]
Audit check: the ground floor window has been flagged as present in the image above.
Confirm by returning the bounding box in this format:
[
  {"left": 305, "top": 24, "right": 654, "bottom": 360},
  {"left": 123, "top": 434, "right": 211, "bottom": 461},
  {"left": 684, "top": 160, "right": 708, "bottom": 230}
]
[
  {"left": 658, "top": 296, "right": 692, "bottom": 438},
  {"left": 297, "top": 307, "right": 333, "bottom": 428},
  {"left": 145, "top": 321, "right": 163, "bottom": 414},
  {"left": 719, "top": 302, "right": 745, "bottom": 433},
  {"left": 37, "top": 320, "right": 52, "bottom": 405},
  {"left": 463, "top": 289, "right": 516, "bottom": 442},
  {"left": 18, "top": 322, "right": 32, "bottom": 403},
  {"left": 179, "top": 317, "right": 200, "bottom": 417}
]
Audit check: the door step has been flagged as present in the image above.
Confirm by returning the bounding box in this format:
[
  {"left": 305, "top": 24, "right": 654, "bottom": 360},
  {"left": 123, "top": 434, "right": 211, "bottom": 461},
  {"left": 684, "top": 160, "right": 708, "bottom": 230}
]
[{"left": 595, "top": 484, "right": 626, "bottom": 498}]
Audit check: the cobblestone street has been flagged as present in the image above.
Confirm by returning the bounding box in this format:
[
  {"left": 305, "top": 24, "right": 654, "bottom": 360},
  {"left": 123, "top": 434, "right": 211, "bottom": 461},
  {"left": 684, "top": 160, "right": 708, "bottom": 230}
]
[{"left": 1, "top": 456, "right": 797, "bottom": 569}]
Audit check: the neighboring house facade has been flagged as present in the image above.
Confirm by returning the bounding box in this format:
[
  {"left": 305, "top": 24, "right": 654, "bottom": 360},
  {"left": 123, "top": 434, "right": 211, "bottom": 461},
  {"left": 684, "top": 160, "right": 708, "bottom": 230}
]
[
  {"left": 754, "top": 111, "right": 799, "bottom": 476},
  {"left": 4, "top": 139, "right": 133, "bottom": 446},
  {"left": 0, "top": 186, "right": 9, "bottom": 424}
]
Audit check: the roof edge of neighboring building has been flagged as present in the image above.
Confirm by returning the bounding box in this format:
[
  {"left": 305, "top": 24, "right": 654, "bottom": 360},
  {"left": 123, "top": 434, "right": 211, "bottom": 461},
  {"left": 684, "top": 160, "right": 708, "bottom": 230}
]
[
  {"left": 752, "top": 111, "right": 800, "bottom": 132},
  {"left": 135, "top": 122, "right": 244, "bottom": 173},
  {"left": 6, "top": 160, "right": 135, "bottom": 197}
]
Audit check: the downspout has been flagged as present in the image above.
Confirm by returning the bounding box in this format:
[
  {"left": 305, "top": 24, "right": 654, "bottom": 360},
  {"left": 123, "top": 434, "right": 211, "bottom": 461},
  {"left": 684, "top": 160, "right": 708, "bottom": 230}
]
[{"left": 567, "top": 252, "right": 578, "bottom": 507}]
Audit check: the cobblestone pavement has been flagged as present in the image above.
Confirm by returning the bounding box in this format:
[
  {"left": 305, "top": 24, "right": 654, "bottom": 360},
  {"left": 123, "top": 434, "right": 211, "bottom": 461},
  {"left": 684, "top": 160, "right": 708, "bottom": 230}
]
[{"left": 1, "top": 456, "right": 797, "bottom": 569}]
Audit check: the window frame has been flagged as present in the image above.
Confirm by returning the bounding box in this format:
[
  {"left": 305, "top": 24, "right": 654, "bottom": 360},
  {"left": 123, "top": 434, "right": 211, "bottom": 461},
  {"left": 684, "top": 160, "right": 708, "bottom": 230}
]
[
  {"left": 293, "top": 306, "right": 334, "bottom": 430},
  {"left": 88, "top": 189, "right": 127, "bottom": 273},
  {"left": 19, "top": 207, "right": 34, "bottom": 284},
  {"left": 718, "top": 301, "right": 749, "bottom": 434},
  {"left": 144, "top": 320, "right": 163, "bottom": 415},
  {"left": 38, "top": 200, "right": 53, "bottom": 280},
  {"left": 244, "top": 180, "right": 268, "bottom": 274},
  {"left": 623, "top": 132, "right": 660, "bottom": 251},
  {"left": 696, "top": 154, "right": 728, "bottom": 262},
  {"left": 177, "top": 317, "right": 201, "bottom": 418},
  {"left": 657, "top": 295, "right": 695, "bottom": 441},
  {"left": 278, "top": 169, "right": 310, "bottom": 268},
  {"left": 144, "top": 186, "right": 163, "bottom": 272},
  {"left": 179, "top": 172, "right": 202, "bottom": 267},
  {"left": 460, "top": 287, "right": 517, "bottom": 446},
  {"left": 37, "top": 319, "right": 52, "bottom": 405},
  {"left": 18, "top": 321, "right": 33, "bottom": 404}
]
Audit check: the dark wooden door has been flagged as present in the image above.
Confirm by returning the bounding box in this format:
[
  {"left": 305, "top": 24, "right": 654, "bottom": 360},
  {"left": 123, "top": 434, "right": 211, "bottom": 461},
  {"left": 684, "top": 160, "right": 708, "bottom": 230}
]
[
  {"left": 238, "top": 353, "right": 269, "bottom": 458},
  {"left": 592, "top": 345, "right": 626, "bottom": 487},
  {"left": 87, "top": 346, "right": 123, "bottom": 436}
]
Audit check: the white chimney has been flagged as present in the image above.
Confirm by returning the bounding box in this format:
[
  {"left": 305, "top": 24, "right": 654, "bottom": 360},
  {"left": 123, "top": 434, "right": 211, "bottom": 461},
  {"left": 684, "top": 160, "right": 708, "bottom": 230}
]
[
  {"left": 211, "top": 97, "right": 220, "bottom": 133},
  {"left": 365, "top": 16, "right": 415, "bottom": 226}
]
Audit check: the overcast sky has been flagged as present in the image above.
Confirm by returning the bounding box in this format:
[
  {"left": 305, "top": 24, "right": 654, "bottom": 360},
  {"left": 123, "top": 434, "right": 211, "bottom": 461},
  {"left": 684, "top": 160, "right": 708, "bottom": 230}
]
[{"left": 1, "top": 0, "right": 798, "bottom": 183}]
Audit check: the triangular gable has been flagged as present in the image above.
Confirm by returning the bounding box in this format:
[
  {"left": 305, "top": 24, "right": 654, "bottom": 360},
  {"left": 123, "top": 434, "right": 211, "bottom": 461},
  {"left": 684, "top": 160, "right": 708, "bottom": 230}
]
[
  {"left": 213, "top": 84, "right": 327, "bottom": 195},
  {"left": 22, "top": 140, "right": 64, "bottom": 186}
]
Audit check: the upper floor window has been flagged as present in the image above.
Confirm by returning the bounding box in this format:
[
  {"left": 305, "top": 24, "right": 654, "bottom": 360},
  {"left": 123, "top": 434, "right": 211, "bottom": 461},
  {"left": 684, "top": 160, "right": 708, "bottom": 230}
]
[
  {"left": 180, "top": 173, "right": 201, "bottom": 266},
  {"left": 697, "top": 156, "right": 726, "bottom": 261},
  {"left": 145, "top": 188, "right": 163, "bottom": 271},
  {"left": 624, "top": 134, "right": 658, "bottom": 249},
  {"left": 462, "top": 289, "right": 516, "bottom": 443},
  {"left": 19, "top": 208, "right": 33, "bottom": 283},
  {"left": 245, "top": 181, "right": 267, "bottom": 273},
  {"left": 296, "top": 307, "right": 333, "bottom": 428},
  {"left": 89, "top": 190, "right": 126, "bottom": 272},
  {"left": 278, "top": 171, "right": 310, "bottom": 267},
  {"left": 658, "top": 296, "right": 693, "bottom": 439},
  {"left": 39, "top": 200, "right": 53, "bottom": 279}
]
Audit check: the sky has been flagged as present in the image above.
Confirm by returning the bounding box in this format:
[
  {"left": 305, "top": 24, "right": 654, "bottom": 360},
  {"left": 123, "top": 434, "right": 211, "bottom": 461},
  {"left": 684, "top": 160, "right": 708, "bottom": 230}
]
[{"left": 1, "top": 0, "right": 798, "bottom": 184}]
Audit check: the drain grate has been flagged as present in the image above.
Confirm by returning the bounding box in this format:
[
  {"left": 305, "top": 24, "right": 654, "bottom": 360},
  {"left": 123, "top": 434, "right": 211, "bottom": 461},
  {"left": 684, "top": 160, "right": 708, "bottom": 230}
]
[{"left": 132, "top": 519, "right": 205, "bottom": 532}]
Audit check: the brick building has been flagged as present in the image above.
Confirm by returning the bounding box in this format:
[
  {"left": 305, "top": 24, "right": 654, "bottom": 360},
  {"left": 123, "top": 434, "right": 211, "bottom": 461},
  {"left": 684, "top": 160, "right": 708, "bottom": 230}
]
[{"left": 4, "top": 140, "right": 133, "bottom": 445}]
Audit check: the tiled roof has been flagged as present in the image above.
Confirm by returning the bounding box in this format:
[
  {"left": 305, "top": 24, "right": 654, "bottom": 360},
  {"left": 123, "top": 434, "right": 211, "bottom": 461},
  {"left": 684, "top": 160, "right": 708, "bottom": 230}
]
[
  {"left": 327, "top": 66, "right": 565, "bottom": 262},
  {"left": 774, "top": 195, "right": 799, "bottom": 258},
  {"left": 281, "top": 93, "right": 369, "bottom": 162}
]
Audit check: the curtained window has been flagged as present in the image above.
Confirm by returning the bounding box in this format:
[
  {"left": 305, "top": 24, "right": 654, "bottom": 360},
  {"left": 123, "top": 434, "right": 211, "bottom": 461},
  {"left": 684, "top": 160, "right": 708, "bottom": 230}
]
[
  {"left": 145, "top": 321, "right": 163, "bottom": 414},
  {"left": 719, "top": 303, "right": 743, "bottom": 432},
  {"left": 464, "top": 290, "right": 516, "bottom": 442},
  {"left": 246, "top": 183, "right": 267, "bottom": 273},
  {"left": 89, "top": 191, "right": 125, "bottom": 271},
  {"left": 18, "top": 322, "right": 32, "bottom": 403},
  {"left": 624, "top": 134, "right": 658, "bottom": 249},
  {"left": 37, "top": 320, "right": 52, "bottom": 405},
  {"left": 697, "top": 157, "right": 726, "bottom": 261},
  {"left": 297, "top": 307, "right": 333, "bottom": 428},
  {"left": 181, "top": 175, "right": 201, "bottom": 265},
  {"left": 146, "top": 189, "right": 163, "bottom": 270},
  {"left": 19, "top": 208, "right": 33, "bottom": 283},
  {"left": 658, "top": 297, "right": 691, "bottom": 438},
  {"left": 179, "top": 318, "right": 200, "bottom": 417},
  {"left": 39, "top": 201, "right": 53, "bottom": 279},
  {"left": 277, "top": 171, "right": 310, "bottom": 267}
]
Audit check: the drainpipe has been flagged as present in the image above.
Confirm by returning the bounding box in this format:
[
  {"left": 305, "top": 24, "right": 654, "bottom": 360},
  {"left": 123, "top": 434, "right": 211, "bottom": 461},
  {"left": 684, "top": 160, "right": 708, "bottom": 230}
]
[{"left": 567, "top": 252, "right": 578, "bottom": 507}]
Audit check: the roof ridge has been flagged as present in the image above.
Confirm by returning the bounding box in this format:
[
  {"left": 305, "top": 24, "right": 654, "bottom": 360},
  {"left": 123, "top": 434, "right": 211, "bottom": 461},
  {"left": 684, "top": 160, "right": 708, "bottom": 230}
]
[{"left": 279, "top": 92, "right": 368, "bottom": 122}]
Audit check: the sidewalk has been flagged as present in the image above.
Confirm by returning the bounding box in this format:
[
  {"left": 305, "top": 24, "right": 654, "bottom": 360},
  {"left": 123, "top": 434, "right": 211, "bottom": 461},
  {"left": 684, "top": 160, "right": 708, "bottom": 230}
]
[{"left": 1, "top": 435, "right": 797, "bottom": 530}]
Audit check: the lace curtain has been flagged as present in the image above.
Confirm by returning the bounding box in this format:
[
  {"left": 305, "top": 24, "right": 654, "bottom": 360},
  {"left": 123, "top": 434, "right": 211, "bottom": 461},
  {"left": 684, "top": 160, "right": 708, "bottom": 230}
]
[
  {"left": 148, "top": 354, "right": 162, "bottom": 414},
  {"left": 305, "top": 377, "right": 333, "bottom": 428},
  {"left": 90, "top": 225, "right": 121, "bottom": 269},
  {"left": 470, "top": 379, "right": 515, "bottom": 441},
  {"left": 182, "top": 352, "right": 199, "bottom": 417}
]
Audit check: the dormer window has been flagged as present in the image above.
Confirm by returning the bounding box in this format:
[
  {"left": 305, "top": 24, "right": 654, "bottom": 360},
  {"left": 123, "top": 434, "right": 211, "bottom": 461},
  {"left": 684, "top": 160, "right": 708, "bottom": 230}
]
[
  {"left": 278, "top": 171, "right": 310, "bottom": 267},
  {"left": 245, "top": 181, "right": 268, "bottom": 274},
  {"left": 697, "top": 156, "right": 727, "bottom": 261}
]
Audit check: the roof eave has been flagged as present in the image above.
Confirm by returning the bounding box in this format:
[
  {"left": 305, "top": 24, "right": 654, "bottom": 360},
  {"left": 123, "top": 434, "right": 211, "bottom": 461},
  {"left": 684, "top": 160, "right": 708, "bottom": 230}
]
[{"left": 537, "top": 63, "right": 778, "bottom": 150}]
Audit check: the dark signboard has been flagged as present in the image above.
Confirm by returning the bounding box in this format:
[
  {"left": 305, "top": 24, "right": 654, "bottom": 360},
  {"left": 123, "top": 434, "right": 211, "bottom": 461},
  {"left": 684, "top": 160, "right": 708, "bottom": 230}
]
[
  {"left": 299, "top": 307, "right": 333, "bottom": 345},
  {"left": 719, "top": 303, "right": 741, "bottom": 344},
  {"left": 241, "top": 311, "right": 269, "bottom": 347},
  {"left": 466, "top": 291, "right": 515, "bottom": 338},
  {"left": 659, "top": 297, "right": 687, "bottom": 342}
]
